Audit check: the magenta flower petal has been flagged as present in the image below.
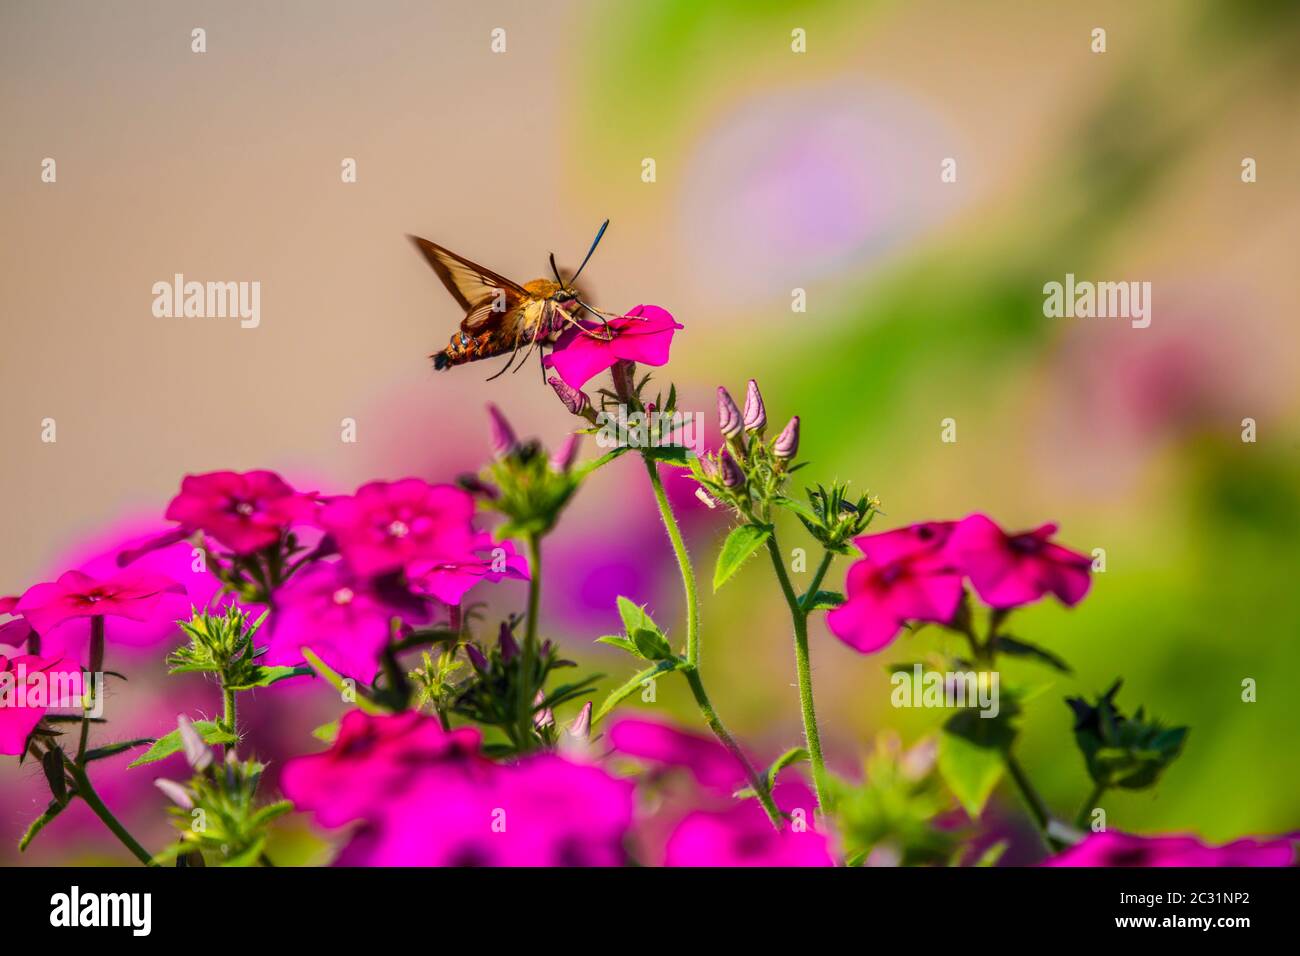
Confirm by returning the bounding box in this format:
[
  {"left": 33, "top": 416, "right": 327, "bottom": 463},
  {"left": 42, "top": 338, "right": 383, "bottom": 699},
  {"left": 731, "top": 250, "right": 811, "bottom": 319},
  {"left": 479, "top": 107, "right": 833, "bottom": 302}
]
[
  {"left": 1046, "top": 831, "right": 1298, "bottom": 867},
  {"left": 317, "top": 479, "right": 479, "bottom": 578},
  {"left": 263, "top": 562, "right": 431, "bottom": 682},
  {"left": 164, "top": 470, "right": 316, "bottom": 555},
  {"left": 15, "top": 568, "right": 186, "bottom": 635},
  {"left": 0, "top": 654, "right": 84, "bottom": 755},
  {"left": 544, "top": 305, "right": 682, "bottom": 389},
  {"left": 608, "top": 717, "right": 745, "bottom": 792},
  {"left": 947, "top": 513, "right": 1092, "bottom": 610}
]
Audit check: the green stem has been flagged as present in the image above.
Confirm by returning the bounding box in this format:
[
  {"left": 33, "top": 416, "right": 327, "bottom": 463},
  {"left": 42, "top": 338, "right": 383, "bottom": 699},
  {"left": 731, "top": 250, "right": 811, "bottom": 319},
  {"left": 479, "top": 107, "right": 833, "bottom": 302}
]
[
  {"left": 222, "top": 684, "right": 237, "bottom": 737},
  {"left": 765, "top": 536, "right": 831, "bottom": 813},
  {"left": 643, "top": 458, "right": 698, "bottom": 666},
  {"left": 1075, "top": 783, "right": 1107, "bottom": 831},
  {"left": 683, "top": 668, "right": 783, "bottom": 829},
  {"left": 643, "top": 456, "right": 781, "bottom": 829},
  {"left": 68, "top": 761, "right": 155, "bottom": 866},
  {"left": 1004, "top": 752, "right": 1062, "bottom": 852},
  {"left": 967, "top": 623, "right": 1066, "bottom": 854},
  {"left": 517, "top": 533, "right": 543, "bottom": 749}
]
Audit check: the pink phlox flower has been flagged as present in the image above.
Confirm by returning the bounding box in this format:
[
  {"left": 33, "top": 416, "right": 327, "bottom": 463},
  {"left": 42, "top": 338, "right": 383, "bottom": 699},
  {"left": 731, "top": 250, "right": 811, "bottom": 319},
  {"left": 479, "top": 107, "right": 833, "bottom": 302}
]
[
  {"left": 946, "top": 513, "right": 1091, "bottom": 609},
  {"left": 544, "top": 305, "right": 682, "bottom": 390},
  {"left": 262, "top": 562, "right": 432, "bottom": 683},
  {"left": 316, "top": 479, "right": 478, "bottom": 578},
  {"left": 284, "top": 710, "right": 634, "bottom": 866},
  {"left": 826, "top": 523, "right": 964, "bottom": 654},
  {"left": 1045, "top": 831, "right": 1297, "bottom": 867},
  {"left": 0, "top": 653, "right": 85, "bottom": 755},
  {"left": 15, "top": 568, "right": 186, "bottom": 636},
  {"left": 164, "top": 470, "right": 318, "bottom": 555},
  {"left": 406, "top": 534, "right": 530, "bottom": 606}
]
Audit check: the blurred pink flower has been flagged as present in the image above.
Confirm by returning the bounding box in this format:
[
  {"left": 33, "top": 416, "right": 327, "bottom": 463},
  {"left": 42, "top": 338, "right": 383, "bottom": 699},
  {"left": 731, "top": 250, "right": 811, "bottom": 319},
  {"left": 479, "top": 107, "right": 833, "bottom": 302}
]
[
  {"left": 609, "top": 717, "right": 833, "bottom": 866},
  {"left": 317, "top": 479, "right": 478, "bottom": 578},
  {"left": 285, "top": 710, "right": 634, "bottom": 866},
  {"left": 665, "top": 787, "right": 833, "bottom": 867},
  {"left": 826, "top": 526, "right": 964, "bottom": 654},
  {"left": 0, "top": 596, "right": 34, "bottom": 650},
  {"left": 1046, "top": 831, "right": 1297, "bottom": 867},
  {"left": 0, "top": 653, "right": 84, "bottom": 755},
  {"left": 281, "top": 711, "right": 482, "bottom": 827},
  {"left": 946, "top": 513, "right": 1091, "bottom": 610},
  {"left": 263, "top": 562, "right": 431, "bottom": 683},
  {"left": 164, "top": 470, "right": 317, "bottom": 555},
  {"left": 15, "top": 569, "right": 186, "bottom": 637},
  {"left": 407, "top": 534, "right": 529, "bottom": 606},
  {"left": 609, "top": 717, "right": 747, "bottom": 792},
  {"left": 544, "top": 305, "right": 682, "bottom": 390}
]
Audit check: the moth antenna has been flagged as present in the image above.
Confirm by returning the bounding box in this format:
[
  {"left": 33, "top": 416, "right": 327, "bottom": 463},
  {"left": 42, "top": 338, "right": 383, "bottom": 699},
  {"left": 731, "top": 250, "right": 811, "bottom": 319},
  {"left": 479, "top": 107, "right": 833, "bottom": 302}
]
[
  {"left": 549, "top": 252, "right": 564, "bottom": 285},
  {"left": 570, "top": 219, "right": 610, "bottom": 283}
]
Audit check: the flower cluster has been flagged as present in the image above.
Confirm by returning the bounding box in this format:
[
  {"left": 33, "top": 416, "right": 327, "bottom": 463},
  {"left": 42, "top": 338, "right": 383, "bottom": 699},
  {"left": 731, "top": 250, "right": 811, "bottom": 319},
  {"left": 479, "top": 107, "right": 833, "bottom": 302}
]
[
  {"left": 3, "top": 278, "right": 1293, "bottom": 873},
  {"left": 826, "top": 515, "right": 1092, "bottom": 654}
]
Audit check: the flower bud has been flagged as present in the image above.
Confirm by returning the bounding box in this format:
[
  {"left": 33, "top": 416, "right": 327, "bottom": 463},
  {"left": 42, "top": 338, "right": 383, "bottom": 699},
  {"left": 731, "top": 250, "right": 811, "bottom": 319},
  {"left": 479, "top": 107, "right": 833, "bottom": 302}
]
[
  {"left": 548, "top": 376, "right": 591, "bottom": 417},
  {"left": 567, "top": 701, "right": 593, "bottom": 740},
  {"left": 497, "top": 622, "right": 519, "bottom": 662},
  {"left": 466, "top": 643, "right": 489, "bottom": 672},
  {"left": 486, "top": 404, "right": 518, "bottom": 458},
  {"left": 533, "top": 689, "right": 555, "bottom": 729},
  {"left": 717, "top": 387, "right": 742, "bottom": 439},
  {"left": 719, "top": 448, "right": 744, "bottom": 488},
  {"left": 154, "top": 778, "right": 194, "bottom": 809},
  {"left": 774, "top": 416, "right": 800, "bottom": 460},
  {"left": 177, "top": 714, "right": 213, "bottom": 771},
  {"left": 742, "top": 379, "right": 766, "bottom": 433},
  {"left": 550, "top": 433, "right": 582, "bottom": 472}
]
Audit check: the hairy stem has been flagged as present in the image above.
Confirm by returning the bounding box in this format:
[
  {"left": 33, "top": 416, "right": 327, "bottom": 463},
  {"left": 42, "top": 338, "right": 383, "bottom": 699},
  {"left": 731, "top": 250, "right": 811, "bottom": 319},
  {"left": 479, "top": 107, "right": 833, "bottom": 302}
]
[
  {"left": 643, "top": 456, "right": 782, "bottom": 829},
  {"left": 517, "top": 533, "right": 543, "bottom": 750},
  {"left": 765, "top": 535, "right": 831, "bottom": 813},
  {"left": 68, "top": 761, "right": 155, "bottom": 866}
]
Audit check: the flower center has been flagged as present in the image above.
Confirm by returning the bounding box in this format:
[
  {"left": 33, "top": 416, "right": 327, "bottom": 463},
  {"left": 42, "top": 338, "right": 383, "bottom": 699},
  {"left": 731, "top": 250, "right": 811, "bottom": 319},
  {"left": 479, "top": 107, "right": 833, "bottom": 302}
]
[
  {"left": 387, "top": 520, "right": 410, "bottom": 538},
  {"left": 332, "top": 587, "right": 355, "bottom": 605},
  {"left": 234, "top": 501, "right": 255, "bottom": 516},
  {"left": 1008, "top": 534, "right": 1043, "bottom": 555}
]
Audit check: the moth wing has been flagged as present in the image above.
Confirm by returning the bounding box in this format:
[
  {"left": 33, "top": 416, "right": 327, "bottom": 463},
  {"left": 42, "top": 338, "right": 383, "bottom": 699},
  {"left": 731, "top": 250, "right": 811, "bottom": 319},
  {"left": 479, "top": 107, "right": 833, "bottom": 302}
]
[{"left": 407, "top": 236, "right": 530, "bottom": 332}]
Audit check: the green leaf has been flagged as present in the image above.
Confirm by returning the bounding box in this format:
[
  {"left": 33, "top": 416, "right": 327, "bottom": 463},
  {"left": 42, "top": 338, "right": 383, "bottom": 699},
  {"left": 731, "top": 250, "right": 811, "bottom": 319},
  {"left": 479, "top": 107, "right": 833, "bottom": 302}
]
[
  {"left": 41, "top": 748, "right": 67, "bottom": 803},
  {"left": 595, "top": 635, "right": 641, "bottom": 657},
  {"left": 642, "top": 445, "right": 691, "bottom": 464},
  {"left": 616, "top": 596, "right": 659, "bottom": 637},
  {"left": 310, "top": 721, "right": 339, "bottom": 744},
  {"left": 713, "top": 524, "right": 772, "bottom": 591},
  {"left": 972, "top": 840, "right": 1009, "bottom": 867},
  {"left": 127, "top": 721, "right": 237, "bottom": 769},
  {"left": 771, "top": 495, "right": 819, "bottom": 524},
  {"left": 83, "top": 738, "right": 156, "bottom": 762},
  {"left": 593, "top": 659, "right": 682, "bottom": 724},
  {"left": 992, "top": 636, "right": 1072, "bottom": 674},
  {"left": 631, "top": 627, "right": 675, "bottom": 661},
  {"left": 18, "top": 798, "right": 67, "bottom": 852},
  {"left": 301, "top": 648, "right": 385, "bottom": 714},
  {"left": 937, "top": 710, "right": 1017, "bottom": 818},
  {"left": 246, "top": 799, "right": 294, "bottom": 831},
  {"left": 801, "top": 590, "right": 845, "bottom": 611},
  {"left": 226, "top": 665, "right": 313, "bottom": 691}
]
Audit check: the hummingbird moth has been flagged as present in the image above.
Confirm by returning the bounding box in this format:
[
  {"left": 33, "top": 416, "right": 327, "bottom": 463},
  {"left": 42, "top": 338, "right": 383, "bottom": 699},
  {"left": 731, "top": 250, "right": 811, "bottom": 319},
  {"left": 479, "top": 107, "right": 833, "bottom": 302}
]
[{"left": 409, "top": 220, "right": 612, "bottom": 379}]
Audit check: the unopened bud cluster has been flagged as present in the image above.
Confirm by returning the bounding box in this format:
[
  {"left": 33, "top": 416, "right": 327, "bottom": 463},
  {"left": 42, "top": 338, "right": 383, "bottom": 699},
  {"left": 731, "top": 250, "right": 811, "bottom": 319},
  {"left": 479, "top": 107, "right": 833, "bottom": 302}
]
[{"left": 690, "top": 379, "right": 802, "bottom": 514}]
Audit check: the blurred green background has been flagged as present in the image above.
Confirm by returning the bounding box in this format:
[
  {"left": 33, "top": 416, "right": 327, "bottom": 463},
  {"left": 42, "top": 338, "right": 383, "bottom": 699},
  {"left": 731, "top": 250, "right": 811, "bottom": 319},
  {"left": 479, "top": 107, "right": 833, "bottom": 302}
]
[{"left": 2, "top": 0, "right": 1298, "bottom": 862}]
